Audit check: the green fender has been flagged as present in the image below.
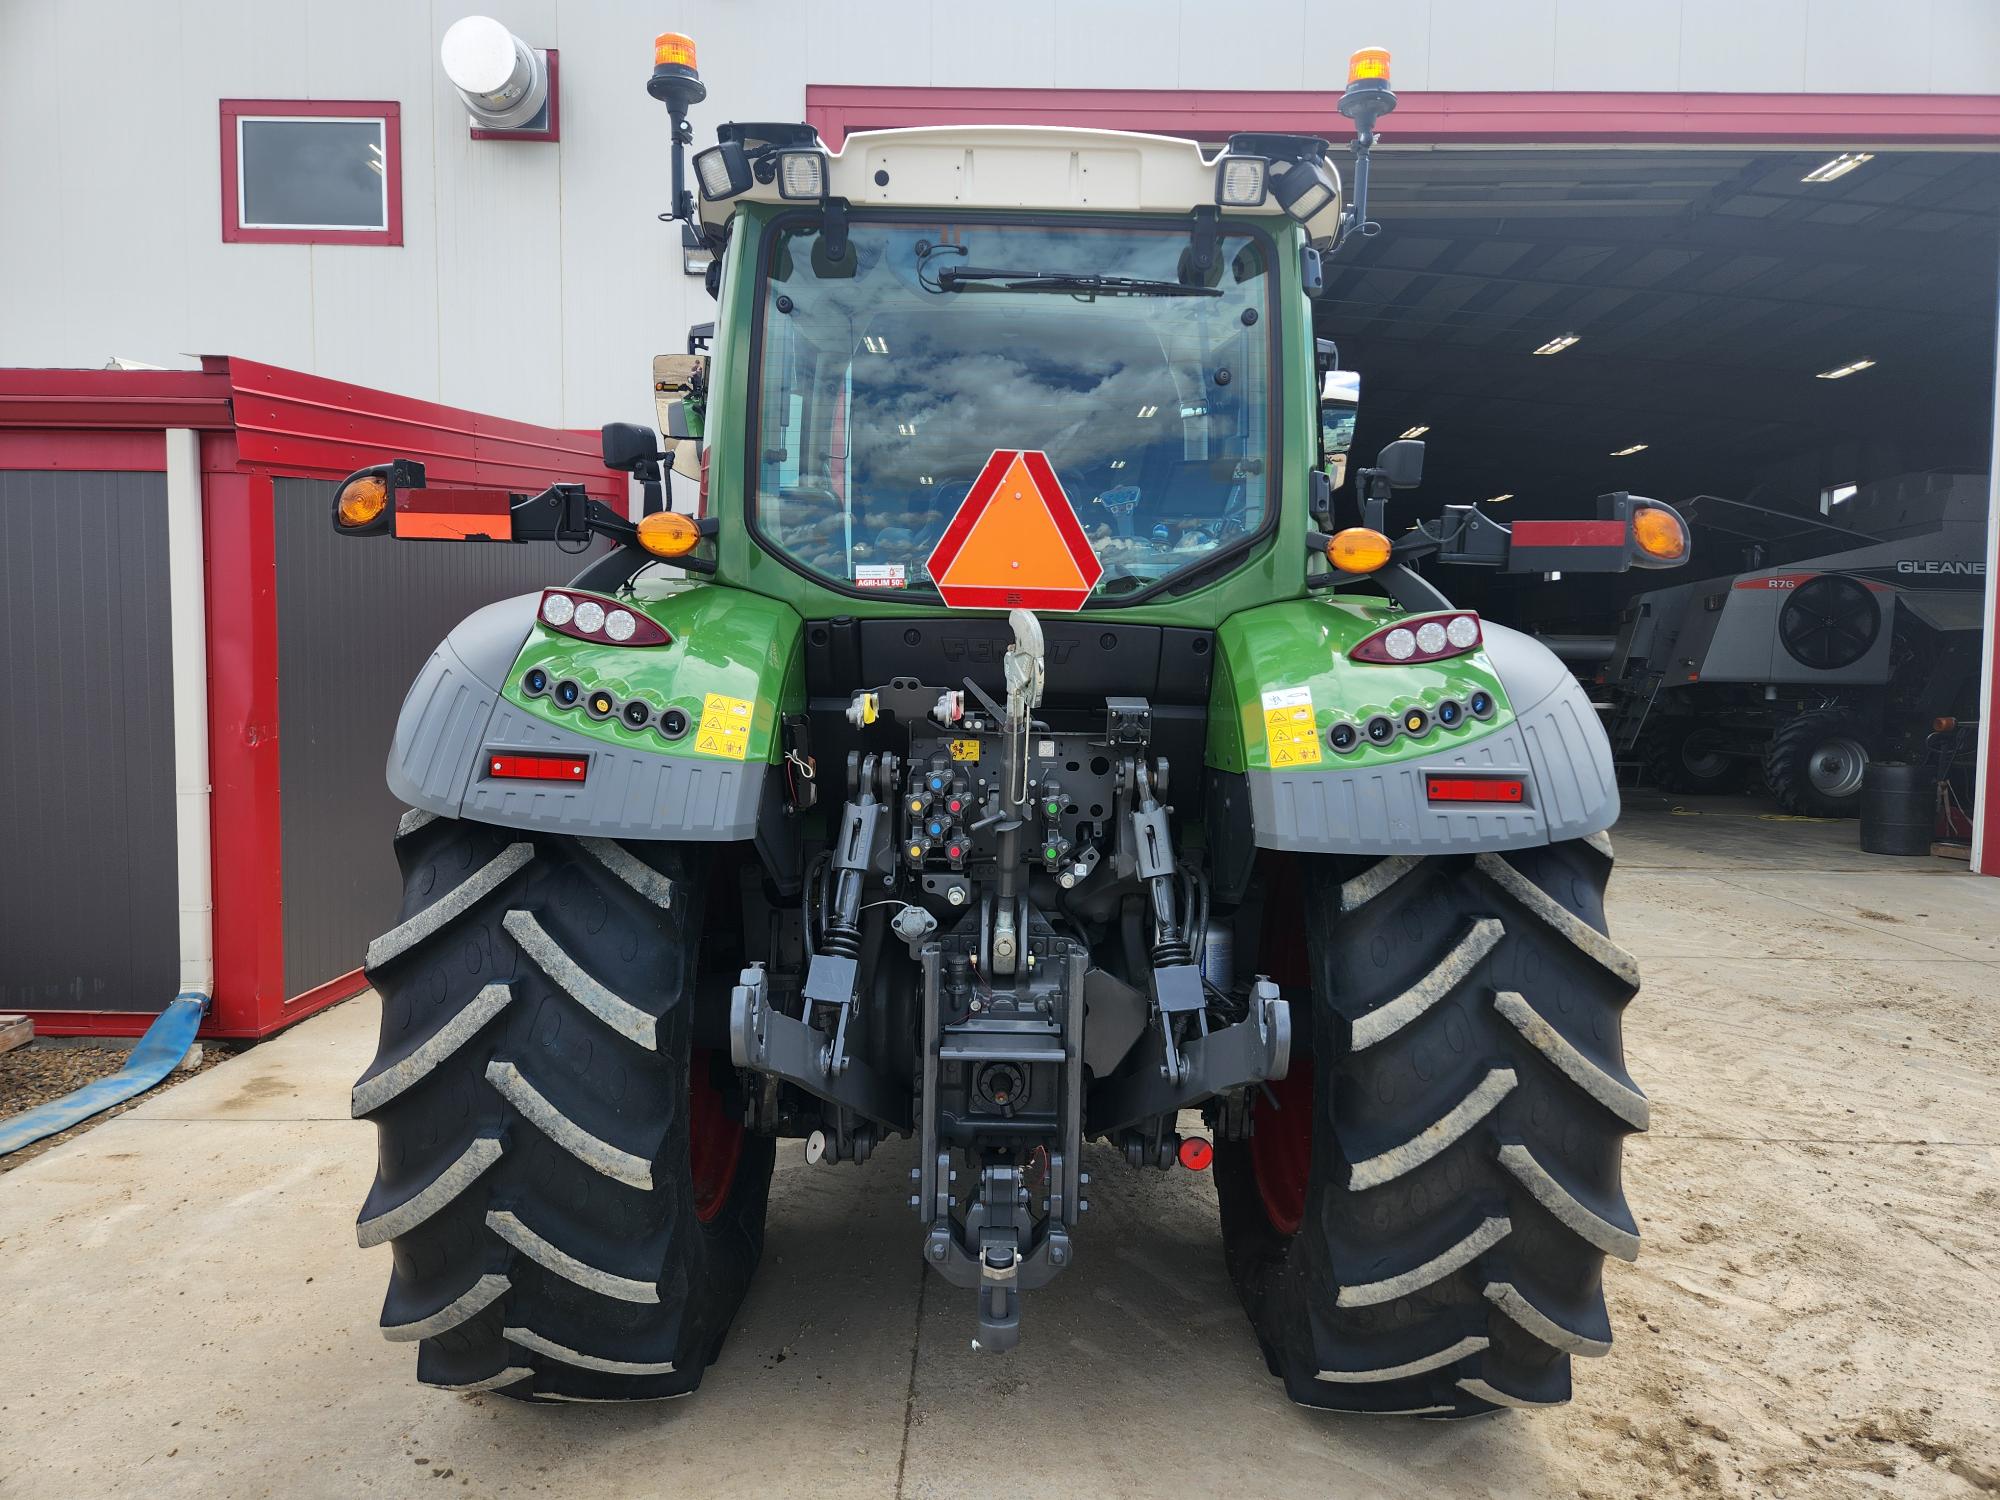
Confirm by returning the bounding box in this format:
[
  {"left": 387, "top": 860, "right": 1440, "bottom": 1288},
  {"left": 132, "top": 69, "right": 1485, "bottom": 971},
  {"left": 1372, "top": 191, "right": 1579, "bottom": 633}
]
[{"left": 1204, "top": 594, "right": 1618, "bottom": 869}]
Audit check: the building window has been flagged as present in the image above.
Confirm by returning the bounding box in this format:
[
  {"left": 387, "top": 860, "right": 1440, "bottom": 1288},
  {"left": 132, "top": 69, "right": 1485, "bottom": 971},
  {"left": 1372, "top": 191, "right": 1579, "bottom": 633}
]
[
  {"left": 220, "top": 100, "right": 402, "bottom": 246},
  {"left": 1820, "top": 482, "right": 1858, "bottom": 514}
]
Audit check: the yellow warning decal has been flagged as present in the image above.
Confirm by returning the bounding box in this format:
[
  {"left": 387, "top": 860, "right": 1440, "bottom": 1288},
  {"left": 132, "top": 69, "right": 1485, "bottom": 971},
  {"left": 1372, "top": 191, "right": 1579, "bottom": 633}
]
[
  {"left": 948, "top": 738, "right": 981, "bottom": 763},
  {"left": 1261, "top": 686, "right": 1323, "bottom": 769},
  {"left": 694, "top": 693, "right": 754, "bottom": 760}
]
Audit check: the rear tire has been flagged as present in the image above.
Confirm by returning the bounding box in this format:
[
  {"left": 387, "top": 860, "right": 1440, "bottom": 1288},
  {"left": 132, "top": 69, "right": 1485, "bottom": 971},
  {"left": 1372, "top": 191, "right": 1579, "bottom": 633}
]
[
  {"left": 1764, "top": 708, "right": 1874, "bottom": 817},
  {"left": 1214, "top": 838, "right": 1646, "bottom": 1416},
  {"left": 351, "top": 811, "right": 774, "bottom": 1402}
]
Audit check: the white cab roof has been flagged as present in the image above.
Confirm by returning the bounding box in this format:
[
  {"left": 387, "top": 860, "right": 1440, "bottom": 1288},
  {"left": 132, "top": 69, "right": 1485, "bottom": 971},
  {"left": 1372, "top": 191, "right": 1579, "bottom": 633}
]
[{"left": 699, "top": 124, "right": 1342, "bottom": 242}]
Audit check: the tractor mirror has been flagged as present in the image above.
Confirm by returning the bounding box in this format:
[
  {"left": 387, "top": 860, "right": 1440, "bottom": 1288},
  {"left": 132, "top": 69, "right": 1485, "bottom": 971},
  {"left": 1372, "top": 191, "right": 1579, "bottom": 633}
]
[
  {"left": 601, "top": 421, "right": 663, "bottom": 474},
  {"left": 1376, "top": 438, "right": 1424, "bottom": 489}
]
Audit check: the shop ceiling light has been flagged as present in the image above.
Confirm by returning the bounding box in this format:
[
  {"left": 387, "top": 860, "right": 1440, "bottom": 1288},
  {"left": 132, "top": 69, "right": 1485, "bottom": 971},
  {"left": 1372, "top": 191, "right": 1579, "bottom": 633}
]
[
  {"left": 1136, "top": 404, "right": 1157, "bottom": 418},
  {"left": 863, "top": 335, "right": 889, "bottom": 354},
  {"left": 1532, "top": 333, "right": 1580, "bottom": 355},
  {"left": 1802, "top": 152, "right": 1874, "bottom": 183},
  {"left": 1610, "top": 443, "right": 1648, "bottom": 457},
  {"left": 1487, "top": 492, "right": 1513, "bottom": 503},
  {"left": 1399, "top": 424, "right": 1429, "bottom": 439},
  {"left": 1816, "top": 357, "right": 1876, "bottom": 380}
]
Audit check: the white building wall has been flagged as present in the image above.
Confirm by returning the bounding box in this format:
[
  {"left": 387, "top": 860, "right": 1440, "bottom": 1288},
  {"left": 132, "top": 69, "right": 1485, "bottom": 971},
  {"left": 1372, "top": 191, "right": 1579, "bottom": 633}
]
[{"left": 2, "top": 0, "right": 1996, "bottom": 431}]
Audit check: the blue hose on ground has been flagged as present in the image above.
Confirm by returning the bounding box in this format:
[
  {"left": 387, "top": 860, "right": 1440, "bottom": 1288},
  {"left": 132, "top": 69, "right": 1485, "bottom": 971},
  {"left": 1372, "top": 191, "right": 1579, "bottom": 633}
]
[{"left": 0, "top": 993, "right": 209, "bottom": 1158}]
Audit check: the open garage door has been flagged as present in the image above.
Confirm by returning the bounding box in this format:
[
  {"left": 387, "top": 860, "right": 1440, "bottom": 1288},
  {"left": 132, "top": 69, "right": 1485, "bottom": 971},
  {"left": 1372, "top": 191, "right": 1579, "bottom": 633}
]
[{"left": 1319, "top": 145, "right": 1997, "bottom": 840}]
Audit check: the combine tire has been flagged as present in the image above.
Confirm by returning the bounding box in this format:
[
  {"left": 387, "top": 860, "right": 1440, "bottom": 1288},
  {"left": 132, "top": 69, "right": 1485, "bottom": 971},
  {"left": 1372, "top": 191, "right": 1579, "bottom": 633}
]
[
  {"left": 351, "top": 811, "right": 773, "bottom": 1402},
  {"left": 1640, "top": 719, "right": 1745, "bottom": 794},
  {"left": 1764, "top": 709, "right": 1874, "bottom": 817},
  {"left": 1214, "top": 838, "right": 1646, "bottom": 1416}
]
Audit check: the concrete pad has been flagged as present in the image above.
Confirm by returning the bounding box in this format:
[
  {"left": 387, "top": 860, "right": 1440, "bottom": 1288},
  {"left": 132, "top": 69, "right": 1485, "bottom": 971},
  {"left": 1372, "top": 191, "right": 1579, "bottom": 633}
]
[
  {"left": 1703, "top": 870, "right": 2000, "bottom": 963},
  {"left": 3, "top": 808, "right": 1999, "bottom": 1498},
  {"left": 1606, "top": 868, "right": 1977, "bottom": 962},
  {"left": 1612, "top": 797, "right": 1966, "bottom": 875},
  {"left": 1631, "top": 954, "right": 2000, "bottom": 1146}
]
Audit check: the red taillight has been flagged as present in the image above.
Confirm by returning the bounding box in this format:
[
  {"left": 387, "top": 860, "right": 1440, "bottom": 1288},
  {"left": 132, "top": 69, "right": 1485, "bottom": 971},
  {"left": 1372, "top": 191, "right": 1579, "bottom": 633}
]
[
  {"left": 488, "top": 753, "right": 589, "bottom": 782},
  {"left": 537, "top": 590, "right": 673, "bottom": 647},
  {"left": 1425, "top": 773, "right": 1524, "bottom": 804},
  {"left": 1351, "top": 612, "right": 1483, "bottom": 665},
  {"left": 1177, "top": 1136, "right": 1214, "bottom": 1171}
]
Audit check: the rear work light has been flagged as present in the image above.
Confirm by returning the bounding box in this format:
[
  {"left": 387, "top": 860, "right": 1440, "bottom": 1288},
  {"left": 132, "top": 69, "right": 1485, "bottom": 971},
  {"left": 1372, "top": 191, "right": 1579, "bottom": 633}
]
[
  {"left": 775, "top": 149, "right": 827, "bottom": 200},
  {"left": 1351, "top": 611, "right": 1482, "bottom": 664},
  {"left": 488, "top": 753, "right": 588, "bottom": 782},
  {"left": 1215, "top": 156, "right": 1269, "bottom": 206},
  {"left": 1426, "top": 773, "right": 1524, "bottom": 804},
  {"left": 538, "top": 590, "right": 672, "bottom": 646}
]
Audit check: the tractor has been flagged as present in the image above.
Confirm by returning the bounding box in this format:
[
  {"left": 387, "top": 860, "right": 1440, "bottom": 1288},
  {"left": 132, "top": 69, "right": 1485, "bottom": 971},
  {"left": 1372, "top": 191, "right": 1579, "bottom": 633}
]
[{"left": 334, "top": 35, "right": 1690, "bottom": 1413}]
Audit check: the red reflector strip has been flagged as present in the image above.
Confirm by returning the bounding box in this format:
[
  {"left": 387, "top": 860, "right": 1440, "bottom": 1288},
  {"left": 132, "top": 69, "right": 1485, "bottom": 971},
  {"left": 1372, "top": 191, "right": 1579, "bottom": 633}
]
[
  {"left": 1509, "top": 520, "right": 1626, "bottom": 548},
  {"left": 488, "top": 754, "right": 588, "bottom": 781},
  {"left": 1426, "top": 774, "right": 1524, "bottom": 804},
  {"left": 394, "top": 488, "right": 515, "bottom": 541}
]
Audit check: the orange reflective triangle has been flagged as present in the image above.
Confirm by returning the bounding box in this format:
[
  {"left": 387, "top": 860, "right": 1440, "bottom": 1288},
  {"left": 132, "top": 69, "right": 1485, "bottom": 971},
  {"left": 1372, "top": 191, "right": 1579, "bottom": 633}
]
[
  {"left": 938, "top": 453, "right": 1087, "bottom": 591},
  {"left": 926, "top": 449, "right": 1103, "bottom": 611}
]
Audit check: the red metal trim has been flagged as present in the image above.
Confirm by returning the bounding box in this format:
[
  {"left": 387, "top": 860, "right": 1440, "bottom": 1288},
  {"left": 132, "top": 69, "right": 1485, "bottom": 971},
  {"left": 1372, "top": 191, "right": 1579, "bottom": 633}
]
[
  {"left": 470, "top": 48, "right": 560, "bottom": 142},
  {"left": 1511, "top": 520, "right": 1628, "bottom": 547},
  {"left": 279, "top": 965, "right": 370, "bottom": 1023},
  {"left": 222, "top": 358, "right": 624, "bottom": 500},
  {"left": 0, "top": 430, "right": 166, "bottom": 471},
  {"left": 203, "top": 459, "right": 288, "bottom": 1037},
  {"left": 220, "top": 99, "right": 404, "bottom": 247},
  {"left": 806, "top": 85, "right": 2000, "bottom": 150},
  {"left": 0, "top": 368, "right": 232, "bottom": 430},
  {"left": 15, "top": 1010, "right": 172, "bottom": 1040},
  {"left": 20, "top": 969, "right": 365, "bottom": 1040}
]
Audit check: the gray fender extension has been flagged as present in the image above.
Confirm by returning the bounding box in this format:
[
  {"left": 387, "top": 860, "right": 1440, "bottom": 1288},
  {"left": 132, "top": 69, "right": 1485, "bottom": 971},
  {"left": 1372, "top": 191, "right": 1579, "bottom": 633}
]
[
  {"left": 385, "top": 592, "right": 769, "bottom": 841},
  {"left": 1244, "top": 623, "right": 1619, "bottom": 855}
]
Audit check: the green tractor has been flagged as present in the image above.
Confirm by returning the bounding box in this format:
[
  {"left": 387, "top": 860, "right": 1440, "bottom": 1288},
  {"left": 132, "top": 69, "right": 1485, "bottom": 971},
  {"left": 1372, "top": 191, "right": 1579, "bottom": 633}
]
[{"left": 336, "top": 35, "right": 1690, "bottom": 1413}]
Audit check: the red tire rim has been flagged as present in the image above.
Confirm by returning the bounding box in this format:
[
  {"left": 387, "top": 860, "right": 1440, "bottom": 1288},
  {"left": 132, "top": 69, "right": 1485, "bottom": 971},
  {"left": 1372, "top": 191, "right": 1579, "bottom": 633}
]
[
  {"left": 689, "top": 1048, "right": 745, "bottom": 1224},
  {"left": 1250, "top": 1064, "right": 1313, "bottom": 1237}
]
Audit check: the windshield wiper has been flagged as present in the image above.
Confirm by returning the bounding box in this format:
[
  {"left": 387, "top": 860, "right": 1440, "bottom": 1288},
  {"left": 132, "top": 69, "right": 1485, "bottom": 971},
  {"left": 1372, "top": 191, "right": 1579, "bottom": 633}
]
[{"left": 934, "top": 266, "right": 1221, "bottom": 298}]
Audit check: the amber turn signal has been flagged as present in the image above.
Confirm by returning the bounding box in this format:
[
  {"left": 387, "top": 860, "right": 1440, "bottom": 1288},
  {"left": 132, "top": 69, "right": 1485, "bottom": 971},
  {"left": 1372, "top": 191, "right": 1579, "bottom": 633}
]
[
  {"left": 336, "top": 473, "right": 388, "bottom": 529},
  {"left": 636, "top": 510, "right": 701, "bottom": 558},
  {"left": 1327, "top": 526, "right": 1392, "bottom": 573},
  {"left": 1630, "top": 504, "right": 1688, "bottom": 562}
]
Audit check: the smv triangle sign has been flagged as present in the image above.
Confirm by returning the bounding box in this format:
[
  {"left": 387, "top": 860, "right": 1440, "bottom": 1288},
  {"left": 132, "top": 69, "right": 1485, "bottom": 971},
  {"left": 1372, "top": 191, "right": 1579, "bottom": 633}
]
[{"left": 925, "top": 449, "right": 1104, "bottom": 612}]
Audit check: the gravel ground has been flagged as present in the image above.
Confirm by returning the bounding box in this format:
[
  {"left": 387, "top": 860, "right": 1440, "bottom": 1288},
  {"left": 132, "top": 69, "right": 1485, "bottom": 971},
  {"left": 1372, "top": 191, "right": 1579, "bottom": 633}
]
[{"left": 0, "top": 1039, "right": 237, "bottom": 1173}]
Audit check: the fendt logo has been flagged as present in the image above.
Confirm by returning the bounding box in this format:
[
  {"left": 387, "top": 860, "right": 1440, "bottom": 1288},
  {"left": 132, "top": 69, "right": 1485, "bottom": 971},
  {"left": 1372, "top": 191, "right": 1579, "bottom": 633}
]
[
  {"left": 939, "top": 636, "right": 1079, "bottom": 665},
  {"left": 1895, "top": 559, "right": 1985, "bottom": 576}
]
